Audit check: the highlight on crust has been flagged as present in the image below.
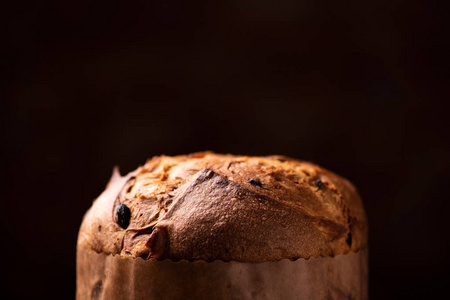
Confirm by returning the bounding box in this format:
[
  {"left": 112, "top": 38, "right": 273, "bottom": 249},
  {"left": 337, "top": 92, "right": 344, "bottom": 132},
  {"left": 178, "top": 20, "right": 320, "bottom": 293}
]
[{"left": 77, "top": 152, "right": 368, "bottom": 263}]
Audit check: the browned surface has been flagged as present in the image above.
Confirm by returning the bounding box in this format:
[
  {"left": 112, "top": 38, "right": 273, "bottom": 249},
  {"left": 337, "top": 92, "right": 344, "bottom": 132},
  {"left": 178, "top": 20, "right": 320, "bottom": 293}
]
[{"left": 78, "top": 152, "right": 368, "bottom": 262}]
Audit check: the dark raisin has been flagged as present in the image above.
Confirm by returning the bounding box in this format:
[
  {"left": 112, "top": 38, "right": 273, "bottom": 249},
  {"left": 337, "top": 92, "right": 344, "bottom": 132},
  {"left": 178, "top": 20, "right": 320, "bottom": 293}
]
[
  {"left": 315, "top": 179, "right": 323, "bottom": 190},
  {"left": 91, "top": 280, "right": 102, "bottom": 299},
  {"left": 116, "top": 203, "right": 131, "bottom": 229},
  {"left": 249, "top": 178, "right": 262, "bottom": 187},
  {"left": 346, "top": 232, "right": 352, "bottom": 247},
  {"left": 202, "top": 168, "right": 214, "bottom": 179}
]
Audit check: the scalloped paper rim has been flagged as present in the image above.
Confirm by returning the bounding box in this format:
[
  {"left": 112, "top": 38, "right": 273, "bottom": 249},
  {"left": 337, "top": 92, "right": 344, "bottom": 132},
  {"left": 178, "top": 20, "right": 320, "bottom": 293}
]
[{"left": 77, "top": 247, "right": 368, "bottom": 299}]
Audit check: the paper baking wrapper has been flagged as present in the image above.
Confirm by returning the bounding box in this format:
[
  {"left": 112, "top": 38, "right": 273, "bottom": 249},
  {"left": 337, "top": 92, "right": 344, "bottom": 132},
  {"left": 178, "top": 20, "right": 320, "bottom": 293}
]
[{"left": 77, "top": 247, "right": 368, "bottom": 300}]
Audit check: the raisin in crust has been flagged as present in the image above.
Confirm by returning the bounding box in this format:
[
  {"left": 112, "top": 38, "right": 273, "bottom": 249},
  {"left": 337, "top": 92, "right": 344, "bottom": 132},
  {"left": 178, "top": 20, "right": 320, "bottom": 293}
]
[{"left": 77, "top": 152, "right": 368, "bottom": 262}]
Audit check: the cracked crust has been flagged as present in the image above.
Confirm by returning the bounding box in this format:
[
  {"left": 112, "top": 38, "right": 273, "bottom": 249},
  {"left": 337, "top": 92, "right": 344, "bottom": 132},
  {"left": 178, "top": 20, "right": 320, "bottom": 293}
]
[{"left": 77, "top": 152, "right": 368, "bottom": 262}]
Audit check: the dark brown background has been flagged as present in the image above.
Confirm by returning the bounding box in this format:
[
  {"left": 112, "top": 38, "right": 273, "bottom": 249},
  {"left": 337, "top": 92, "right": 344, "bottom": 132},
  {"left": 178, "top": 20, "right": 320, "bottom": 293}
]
[{"left": 2, "top": 0, "right": 448, "bottom": 299}]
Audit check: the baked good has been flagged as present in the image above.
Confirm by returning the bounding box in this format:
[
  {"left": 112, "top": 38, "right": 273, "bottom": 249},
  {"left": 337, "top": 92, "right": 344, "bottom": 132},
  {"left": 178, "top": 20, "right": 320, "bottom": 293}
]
[{"left": 77, "top": 151, "right": 368, "bottom": 263}]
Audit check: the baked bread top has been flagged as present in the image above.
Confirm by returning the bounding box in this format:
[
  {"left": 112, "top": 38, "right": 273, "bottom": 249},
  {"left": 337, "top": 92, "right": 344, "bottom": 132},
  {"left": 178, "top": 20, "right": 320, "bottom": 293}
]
[{"left": 77, "top": 152, "right": 368, "bottom": 262}]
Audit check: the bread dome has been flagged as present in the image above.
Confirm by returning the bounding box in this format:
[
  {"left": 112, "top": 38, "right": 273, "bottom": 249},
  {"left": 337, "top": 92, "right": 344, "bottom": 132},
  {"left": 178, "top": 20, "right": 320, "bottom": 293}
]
[{"left": 77, "top": 152, "right": 368, "bottom": 262}]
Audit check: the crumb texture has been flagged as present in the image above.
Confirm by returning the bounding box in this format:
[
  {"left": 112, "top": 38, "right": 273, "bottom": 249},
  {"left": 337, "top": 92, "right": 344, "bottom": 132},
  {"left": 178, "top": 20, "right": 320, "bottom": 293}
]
[{"left": 77, "top": 152, "right": 368, "bottom": 262}]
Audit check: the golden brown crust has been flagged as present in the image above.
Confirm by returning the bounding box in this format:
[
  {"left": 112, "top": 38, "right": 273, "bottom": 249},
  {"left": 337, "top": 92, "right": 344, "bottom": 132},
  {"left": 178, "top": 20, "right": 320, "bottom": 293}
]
[{"left": 77, "top": 152, "right": 368, "bottom": 262}]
